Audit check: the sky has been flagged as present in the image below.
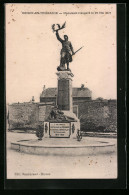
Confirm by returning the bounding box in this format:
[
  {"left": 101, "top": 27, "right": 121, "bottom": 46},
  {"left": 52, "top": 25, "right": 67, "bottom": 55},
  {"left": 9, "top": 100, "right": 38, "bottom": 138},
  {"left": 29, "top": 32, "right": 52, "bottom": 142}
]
[{"left": 6, "top": 4, "right": 117, "bottom": 104}]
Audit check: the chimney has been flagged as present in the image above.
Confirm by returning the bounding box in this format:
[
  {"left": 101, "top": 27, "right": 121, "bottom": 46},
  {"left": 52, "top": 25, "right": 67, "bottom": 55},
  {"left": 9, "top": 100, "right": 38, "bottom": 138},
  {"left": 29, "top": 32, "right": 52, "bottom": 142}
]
[
  {"left": 32, "top": 96, "right": 35, "bottom": 102},
  {"left": 43, "top": 85, "right": 46, "bottom": 91},
  {"left": 81, "top": 84, "right": 85, "bottom": 90}
]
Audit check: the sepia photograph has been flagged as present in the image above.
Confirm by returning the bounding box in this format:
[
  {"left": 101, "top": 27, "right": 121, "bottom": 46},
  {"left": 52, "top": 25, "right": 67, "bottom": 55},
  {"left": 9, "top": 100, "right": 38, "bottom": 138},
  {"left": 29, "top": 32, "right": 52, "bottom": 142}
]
[{"left": 6, "top": 3, "right": 117, "bottom": 180}]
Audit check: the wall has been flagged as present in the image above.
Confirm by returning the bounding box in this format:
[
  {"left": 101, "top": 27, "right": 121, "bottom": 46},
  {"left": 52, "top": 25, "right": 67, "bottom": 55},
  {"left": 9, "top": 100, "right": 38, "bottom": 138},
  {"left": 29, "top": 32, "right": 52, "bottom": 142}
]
[
  {"left": 73, "top": 100, "right": 117, "bottom": 132},
  {"left": 8, "top": 100, "right": 117, "bottom": 132},
  {"left": 8, "top": 102, "right": 39, "bottom": 129},
  {"left": 8, "top": 102, "right": 54, "bottom": 130}
]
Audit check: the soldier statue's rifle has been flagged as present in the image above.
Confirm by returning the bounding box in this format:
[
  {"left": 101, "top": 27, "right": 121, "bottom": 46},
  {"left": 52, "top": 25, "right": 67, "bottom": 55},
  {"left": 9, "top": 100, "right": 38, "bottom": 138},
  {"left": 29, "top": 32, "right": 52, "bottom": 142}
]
[{"left": 72, "top": 46, "right": 84, "bottom": 56}]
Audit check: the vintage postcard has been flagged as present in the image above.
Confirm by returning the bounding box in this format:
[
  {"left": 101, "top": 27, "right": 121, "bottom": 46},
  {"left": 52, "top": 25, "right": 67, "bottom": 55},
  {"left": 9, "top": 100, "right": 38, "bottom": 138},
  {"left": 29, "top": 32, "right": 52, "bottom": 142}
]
[{"left": 6, "top": 3, "right": 118, "bottom": 180}]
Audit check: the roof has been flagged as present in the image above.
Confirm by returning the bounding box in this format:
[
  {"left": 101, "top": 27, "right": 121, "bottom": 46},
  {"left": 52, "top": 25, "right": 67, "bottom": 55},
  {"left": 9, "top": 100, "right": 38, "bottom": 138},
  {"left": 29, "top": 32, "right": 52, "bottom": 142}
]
[{"left": 40, "top": 87, "right": 92, "bottom": 98}]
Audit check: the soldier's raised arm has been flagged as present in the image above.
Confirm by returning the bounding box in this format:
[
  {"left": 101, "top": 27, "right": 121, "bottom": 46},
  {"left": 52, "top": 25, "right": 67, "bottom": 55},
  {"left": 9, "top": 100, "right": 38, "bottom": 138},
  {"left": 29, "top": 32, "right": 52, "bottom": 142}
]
[{"left": 56, "top": 30, "right": 63, "bottom": 43}]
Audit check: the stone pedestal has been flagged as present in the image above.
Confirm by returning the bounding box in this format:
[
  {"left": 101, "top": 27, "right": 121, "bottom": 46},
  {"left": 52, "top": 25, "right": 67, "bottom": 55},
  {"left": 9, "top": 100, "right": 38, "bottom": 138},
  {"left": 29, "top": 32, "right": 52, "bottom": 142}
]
[
  {"left": 43, "top": 71, "right": 80, "bottom": 139},
  {"left": 56, "top": 71, "right": 74, "bottom": 111},
  {"left": 56, "top": 71, "right": 80, "bottom": 139}
]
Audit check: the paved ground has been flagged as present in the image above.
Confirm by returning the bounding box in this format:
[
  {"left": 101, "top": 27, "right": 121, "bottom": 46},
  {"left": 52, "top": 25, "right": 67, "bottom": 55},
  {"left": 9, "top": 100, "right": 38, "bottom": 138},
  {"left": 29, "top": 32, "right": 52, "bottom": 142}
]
[
  {"left": 12, "top": 135, "right": 116, "bottom": 147},
  {"left": 6, "top": 132, "right": 117, "bottom": 179}
]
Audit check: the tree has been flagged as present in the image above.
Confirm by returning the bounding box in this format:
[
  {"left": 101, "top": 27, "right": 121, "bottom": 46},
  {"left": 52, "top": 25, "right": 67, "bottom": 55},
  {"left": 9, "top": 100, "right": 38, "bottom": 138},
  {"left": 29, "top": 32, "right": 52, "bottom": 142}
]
[
  {"left": 96, "top": 97, "right": 104, "bottom": 101},
  {"left": 36, "top": 125, "right": 44, "bottom": 140}
]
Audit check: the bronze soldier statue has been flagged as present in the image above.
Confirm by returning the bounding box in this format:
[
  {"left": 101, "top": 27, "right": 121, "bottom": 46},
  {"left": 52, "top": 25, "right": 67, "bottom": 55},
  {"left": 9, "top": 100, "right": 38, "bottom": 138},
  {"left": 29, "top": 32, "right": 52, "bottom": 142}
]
[
  {"left": 55, "top": 30, "right": 75, "bottom": 71},
  {"left": 52, "top": 22, "right": 83, "bottom": 71}
]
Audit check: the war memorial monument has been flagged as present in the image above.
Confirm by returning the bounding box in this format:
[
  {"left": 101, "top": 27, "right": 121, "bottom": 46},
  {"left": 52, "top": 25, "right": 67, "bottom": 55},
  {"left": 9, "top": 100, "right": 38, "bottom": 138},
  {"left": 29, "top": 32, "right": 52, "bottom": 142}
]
[
  {"left": 43, "top": 22, "right": 81, "bottom": 139},
  {"left": 11, "top": 22, "right": 116, "bottom": 155}
]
